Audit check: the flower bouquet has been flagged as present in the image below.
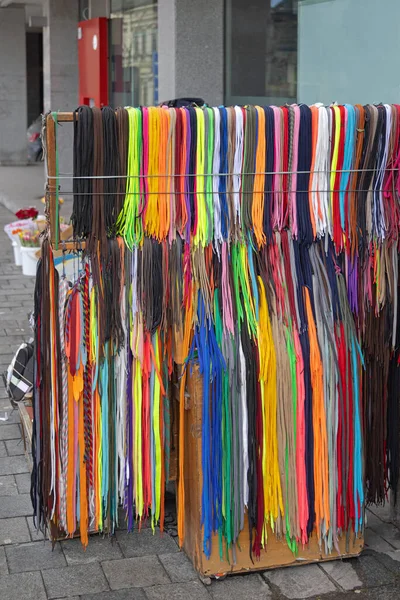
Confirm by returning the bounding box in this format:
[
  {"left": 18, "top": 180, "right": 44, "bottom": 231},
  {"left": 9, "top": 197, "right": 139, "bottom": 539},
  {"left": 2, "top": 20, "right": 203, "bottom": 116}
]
[
  {"left": 19, "top": 230, "right": 41, "bottom": 248},
  {"left": 18, "top": 229, "right": 41, "bottom": 276},
  {"left": 4, "top": 222, "right": 34, "bottom": 266},
  {"left": 4, "top": 219, "right": 34, "bottom": 243},
  {"left": 4, "top": 208, "right": 45, "bottom": 266},
  {"left": 15, "top": 207, "right": 38, "bottom": 220}
]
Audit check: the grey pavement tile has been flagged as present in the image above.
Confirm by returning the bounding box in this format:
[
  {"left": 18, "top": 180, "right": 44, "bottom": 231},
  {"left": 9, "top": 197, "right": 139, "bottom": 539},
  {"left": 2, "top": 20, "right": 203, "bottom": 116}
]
[
  {"left": 0, "top": 282, "right": 28, "bottom": 290},
  {"left": 370, "top": 521, "right": 400, "bottom": 550},
  {"left": 0, "top": 399, "right": 13, "bottom": 408},
  {"left": 0, "top": 441, "right": 6, "bottom": 457},
  {"left": 0, "top": 494, "right": 32, "bottom": 518},
  {"left": 0, "top": 425, "right": 21, "bottom": 441},
  {"left": 0, "top": 278, "right": 15, "bottom": 286},
  {"left": 116, "top": 528, "right": 179, "bottom": 558},
  {"left": 0, "top": 546, "right": 8, "bottom": 576},
  {"left": 0, "top": 307, "right": 22, "bottom": 315},
  {"left": 0, "top": 455, "right": 29, "bottom": 476},
  {"left": 0, "top": 409, "right": 21, "bottom": 425},
  {"left": 382, "top": 548, "right": 400, "bottom": 562},
  {"left": 0, "top": 346, "right": 15, "bottom": 356},
  {"left": 361, "top": 586, "right": 400, "bottom": 599},
  {"left": 307, "top": 585, "right": 400, "bottom": 599},
  {"left": 0, "top": 273, "right": 27, "bottom": 280},
  {"left": 81, "top": 591, "right": 146, "bottom": 600},
  {"left": 0, "top": 336, "right": 29, "bottom": 345},
  {"left": 366, "top": 509, "right": 386, "bottom": 529},
  {"left": 0, "top": 320, "right": 21, "bottom": 330},
  {"left": 0, "top": 438, "right": 7, "bottom": 458},
  {"left": 320, "top": 559, "right": 362, "bottom": 591},
  {"left": 369, "top": 547, "right": 400, "bottom": 578},
  {"left": 42, "top": 562, "right": 109, "bottom": 599},
  {"left": 368, "top": 502, "right": 393, "bottom": 524},
  {"left": 5, "top": 540, "right": 67, "bottom": 573},
  {"left": 0, "top": 307, "right": 29, "bottom": 317},
  {"left": 0, "top": 516, "right": 31, "bottom": 545},
  {"left": 15, "top": 472, "right": 31, "bottom": 494},
  {"left": 0, "top": 475, "right": 18, "bottom": 496},
  {"left": 263, "top": 563, "right": 336, "bottom": 599},
  {"left": 158, "top": 552, "right": 198, "bottom": 583},
  {"left": 102, "top": 556, "right": 170, "bottom": 590},
  {"left": 61, "top": 535, "right": 123, "bottom": 565},
  {"left": 350, "top": 554, "right": 397, "bottom": 587},
  {"left": 209, "top": 573, "right": 271, "bottom": 599},
  {"left": 144, "top": 581, "right": 210, "bottom": 600},
  {"left": 4, "top": 328, "right": 29, "bottom": 336},
  {"left": 0, "top": 401, "right": 13, "bottom": 413},
  {"left": 0, "top": 301, "right": 24, "bottom": 308},
  {"left": 26, "top": 516, "right": 48, "bottom": 542},
  {"left": 4, "top": 293, "right": 34, "bottom": 301},
  {"left": 365, "top": 528, "right": 397, "bottom": 553},
  {"left": 0, "top": 571, "right": 47, "bottom": 600},
  {"left": 5, "top": 438, "right": 25, "bottom": 456}
]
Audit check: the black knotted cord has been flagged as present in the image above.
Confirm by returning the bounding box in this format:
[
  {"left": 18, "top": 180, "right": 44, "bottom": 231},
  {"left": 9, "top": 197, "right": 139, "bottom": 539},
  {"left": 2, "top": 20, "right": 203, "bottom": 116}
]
[
  {"left": 102, "top": 106, "right": 119, "bottom": 236},
  {"left": 72, "top": 106, "right": 93, "bottom": 238}
]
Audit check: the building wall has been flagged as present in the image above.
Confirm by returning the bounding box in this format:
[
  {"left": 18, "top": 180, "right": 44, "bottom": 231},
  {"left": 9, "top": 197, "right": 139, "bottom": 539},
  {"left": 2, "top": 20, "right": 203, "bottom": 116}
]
[
  {"left": 0, "top": 6, "right": 27, "bottom": 164},
  {"left": 157, "top": 0, "right": 175, "bottom": 102},
  {"left": 43, "top": 0, "right": 79, "bottom": 113},
  {"left": 158, "top": 0, "right": 224, "bottom": 107},
  {"left": 298, "top": 0, "right": 400, "bottom": 104},
  {"left": 174, "top": 0, "right": 224, "bottom": 106},
  {"left": 43, "top": 0, "right": 79, "bottom": 176}
]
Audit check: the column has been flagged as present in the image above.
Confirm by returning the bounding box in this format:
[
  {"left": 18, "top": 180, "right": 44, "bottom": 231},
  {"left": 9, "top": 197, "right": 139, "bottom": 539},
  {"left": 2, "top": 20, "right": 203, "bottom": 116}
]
[
  {"left": 158, "top": 0, "right": 224, "bottom": 107},
  {"left": 43, "top": 0, "right": 79, "bottom": 176},
  {"left": 43, "top": 0, "right": 79, "bottom": 113},
  {"left": 0, "top": 6, "right": 27, "bottom": 164}
]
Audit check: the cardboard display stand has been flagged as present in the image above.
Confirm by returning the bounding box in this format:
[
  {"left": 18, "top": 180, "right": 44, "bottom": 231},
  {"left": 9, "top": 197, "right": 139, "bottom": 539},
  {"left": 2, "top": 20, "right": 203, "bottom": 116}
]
[{"left": 181, "top": 366, "right": 363, "bottom": 577}]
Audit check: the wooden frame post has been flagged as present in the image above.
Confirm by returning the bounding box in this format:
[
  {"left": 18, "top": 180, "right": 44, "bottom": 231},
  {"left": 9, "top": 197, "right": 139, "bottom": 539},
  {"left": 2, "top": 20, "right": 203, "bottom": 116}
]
[{"left": 45, "top": 113, "right": 59, "bottom": 249}]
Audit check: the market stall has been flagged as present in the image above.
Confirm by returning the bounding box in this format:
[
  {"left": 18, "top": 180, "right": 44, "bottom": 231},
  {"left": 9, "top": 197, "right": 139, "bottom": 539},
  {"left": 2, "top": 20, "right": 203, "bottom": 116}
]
[{"left": 32, "top": 104, "right": 400, "bottom": 573}]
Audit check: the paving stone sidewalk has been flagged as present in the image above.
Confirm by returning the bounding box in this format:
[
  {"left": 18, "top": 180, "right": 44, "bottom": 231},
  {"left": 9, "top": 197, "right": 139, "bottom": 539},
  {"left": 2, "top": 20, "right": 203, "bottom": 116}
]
[{"left": 0, "top": 201, "right": 400, "bottom": 599}]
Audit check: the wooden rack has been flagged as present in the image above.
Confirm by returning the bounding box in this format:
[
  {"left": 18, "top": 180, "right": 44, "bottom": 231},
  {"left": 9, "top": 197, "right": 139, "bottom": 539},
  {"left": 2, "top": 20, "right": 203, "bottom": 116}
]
[{"left": 45, "top": 109, "right": 363, "bottom": 577}]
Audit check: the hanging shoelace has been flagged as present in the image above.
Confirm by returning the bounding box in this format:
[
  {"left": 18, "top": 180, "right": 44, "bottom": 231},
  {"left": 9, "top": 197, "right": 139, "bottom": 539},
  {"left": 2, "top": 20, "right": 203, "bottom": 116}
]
[
  {"left": 72, "top": 106, "right": 93, "bottom": 238},
  {"left": 34, "top": 102, "right": 400, "bottom": 561}
]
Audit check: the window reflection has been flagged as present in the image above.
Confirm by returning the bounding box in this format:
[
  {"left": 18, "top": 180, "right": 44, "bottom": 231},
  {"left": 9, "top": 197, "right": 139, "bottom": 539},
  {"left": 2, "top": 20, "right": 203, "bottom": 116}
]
[
  {"left": 225, "top": 0, "right": 298, "bottom": 105},
  {"left": 110, "top": 0, "right": 158, "bottom": 107}
]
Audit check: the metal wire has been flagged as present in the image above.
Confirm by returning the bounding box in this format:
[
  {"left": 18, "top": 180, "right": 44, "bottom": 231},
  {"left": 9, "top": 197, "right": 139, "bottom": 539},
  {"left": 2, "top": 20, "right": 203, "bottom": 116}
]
[
  {"left": 46, "top": 188, "right": 398, "bottom": 196},
  {"left": 46, "top": 166, "right": 400, "bottom": 180}
]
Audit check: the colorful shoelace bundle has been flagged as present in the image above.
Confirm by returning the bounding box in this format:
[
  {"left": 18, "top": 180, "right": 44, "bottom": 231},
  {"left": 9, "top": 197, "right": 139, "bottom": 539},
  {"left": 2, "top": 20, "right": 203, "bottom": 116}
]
[{"left": 32, "top": 104, "right": 400, "bottom": 560}]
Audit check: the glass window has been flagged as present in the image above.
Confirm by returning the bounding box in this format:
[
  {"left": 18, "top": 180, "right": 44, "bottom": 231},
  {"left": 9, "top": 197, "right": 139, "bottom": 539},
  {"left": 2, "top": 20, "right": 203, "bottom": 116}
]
[
  {"left": 225, "top": 0, "right": 298, "bottom": 106},
  {"left": 297, "top": 0, "right": 400, "bottom": 105},
  {"left": 109, "top": 0, "right": 158, "bottom": 107}
]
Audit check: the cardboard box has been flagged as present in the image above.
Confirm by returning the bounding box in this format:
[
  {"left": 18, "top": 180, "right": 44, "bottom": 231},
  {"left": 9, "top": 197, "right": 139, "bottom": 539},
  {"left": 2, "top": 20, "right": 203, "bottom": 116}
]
[{"left": 181, "top": 365, "right": 363, "bottom": 577}]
